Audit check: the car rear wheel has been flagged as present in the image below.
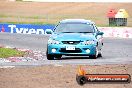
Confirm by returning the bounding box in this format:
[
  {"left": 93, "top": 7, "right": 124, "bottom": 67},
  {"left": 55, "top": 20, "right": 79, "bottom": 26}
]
[{"left": 97, "top": 52, "right": 102, "bottom": 57}]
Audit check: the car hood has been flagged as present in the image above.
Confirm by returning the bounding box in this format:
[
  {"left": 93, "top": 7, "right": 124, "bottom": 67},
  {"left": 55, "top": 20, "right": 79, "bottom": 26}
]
[{"left": 50, "top": 33, "right": 96, "bottom": 41}]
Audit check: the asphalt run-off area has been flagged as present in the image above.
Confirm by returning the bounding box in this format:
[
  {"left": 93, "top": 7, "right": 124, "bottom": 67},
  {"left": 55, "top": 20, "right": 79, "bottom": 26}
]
[{"left": 0, "top": 32, "right": 132, "bottom": 66}]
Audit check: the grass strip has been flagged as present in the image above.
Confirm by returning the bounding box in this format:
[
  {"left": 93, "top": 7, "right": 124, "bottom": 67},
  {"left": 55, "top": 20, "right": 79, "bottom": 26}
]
[{"left": 0, "top": 48, "right": 25, "bottom": 58}]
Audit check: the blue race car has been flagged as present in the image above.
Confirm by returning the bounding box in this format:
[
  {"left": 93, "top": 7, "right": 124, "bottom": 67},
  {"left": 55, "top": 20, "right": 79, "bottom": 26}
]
[{"left": 46, "top": 19, "right": 104, "bottom": 60}]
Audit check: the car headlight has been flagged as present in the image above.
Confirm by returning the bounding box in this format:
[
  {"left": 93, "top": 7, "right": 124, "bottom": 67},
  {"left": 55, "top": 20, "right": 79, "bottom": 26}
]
[
  {"left": 48, "top": 39, "right": 60, "bottom": 44},
  {"left": 82, "top": 40, "right": 95, "bottom": 45}
]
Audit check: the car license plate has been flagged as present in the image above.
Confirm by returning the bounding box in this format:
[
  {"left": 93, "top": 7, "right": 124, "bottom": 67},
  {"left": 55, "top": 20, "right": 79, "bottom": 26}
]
[{"left": 66, "top": 46, "right": 75, "bottom": 50}]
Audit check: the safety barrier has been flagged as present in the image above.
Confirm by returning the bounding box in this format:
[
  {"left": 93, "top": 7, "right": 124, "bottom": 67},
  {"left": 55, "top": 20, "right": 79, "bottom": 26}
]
[
  {"left": 99, "top": 27, "right": 132, "bottom": 38},
  {"left": 0, "top": 24, "right": 132, "bottom": 38}
]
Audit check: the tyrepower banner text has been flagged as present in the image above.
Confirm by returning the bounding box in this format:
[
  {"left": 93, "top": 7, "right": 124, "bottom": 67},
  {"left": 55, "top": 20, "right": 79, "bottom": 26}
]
[{"left": 0, "top": 24, "right": 55, "bottom": 34}]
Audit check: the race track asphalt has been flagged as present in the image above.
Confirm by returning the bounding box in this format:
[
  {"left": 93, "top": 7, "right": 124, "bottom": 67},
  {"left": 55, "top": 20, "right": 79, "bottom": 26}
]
[{"left": 0, "top": 32, "right": 132, "bottom": 66}]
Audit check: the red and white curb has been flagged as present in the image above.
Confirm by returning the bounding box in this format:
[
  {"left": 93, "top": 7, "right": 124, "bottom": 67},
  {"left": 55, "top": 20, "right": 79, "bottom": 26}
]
[
  {"left": 0, "top": 58, "right": 11, "bottom": 63},
  {"left": 0, "top": 45, "right": 45, "bottom": 63}
]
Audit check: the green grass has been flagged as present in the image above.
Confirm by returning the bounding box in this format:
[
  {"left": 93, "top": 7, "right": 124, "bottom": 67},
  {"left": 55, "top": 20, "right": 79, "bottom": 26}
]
[
  {"left": 0, "top": 48, "right": 25, "bottom": 58},
  {"left": 16, "top": 0, "right": 23, "bottom": 1},
  {"left": 0, "top": 14, "right": 45, "bottom": 19},
  {"left": 0, "top": 14, "right": 131, "bottom": 26},
  {"left": 0, "top": 22, "right": 56, "bottom": 25}
]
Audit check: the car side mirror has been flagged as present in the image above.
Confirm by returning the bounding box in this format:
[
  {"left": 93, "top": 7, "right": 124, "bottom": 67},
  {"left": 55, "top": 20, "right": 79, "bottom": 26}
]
[
  {"left": 97, "top": 32, "right": 104, "bottom": 35},
  {"left": 45, "top": 30, "right": 53, "bottom": 34}
]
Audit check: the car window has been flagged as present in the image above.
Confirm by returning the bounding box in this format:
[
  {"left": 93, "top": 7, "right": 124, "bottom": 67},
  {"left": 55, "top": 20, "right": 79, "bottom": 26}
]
[
  {"left": 94, "top": 25, "right": 99, "bottom": 32},
  {"left": 54, "top": 23, "right": 95, "bottom": 33}
]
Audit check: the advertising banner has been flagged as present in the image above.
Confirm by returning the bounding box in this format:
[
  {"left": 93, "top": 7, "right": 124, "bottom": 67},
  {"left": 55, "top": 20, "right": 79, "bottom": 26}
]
[{"left": 0, "top": 24, "right": 55, "bottom": 34}]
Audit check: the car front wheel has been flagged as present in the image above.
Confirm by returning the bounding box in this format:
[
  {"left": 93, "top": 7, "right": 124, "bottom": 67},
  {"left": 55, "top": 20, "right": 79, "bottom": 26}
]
[
  {"left": 89, "top": 55, "right": 97, "bottom": 59},
  {"left": 89, "top": 47, "right": 99, "bottom": 59},
  {"left": 55, "top": 55, "right": 62, "bottom": 60},
  {"left": 46, "top": 51, "right": 54, "bottom": 60}
]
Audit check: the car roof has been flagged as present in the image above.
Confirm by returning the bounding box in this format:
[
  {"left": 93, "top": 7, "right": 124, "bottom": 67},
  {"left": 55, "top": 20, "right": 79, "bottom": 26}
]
[{"left": 60, "top": 19, "right": 95, "bottom": 24}]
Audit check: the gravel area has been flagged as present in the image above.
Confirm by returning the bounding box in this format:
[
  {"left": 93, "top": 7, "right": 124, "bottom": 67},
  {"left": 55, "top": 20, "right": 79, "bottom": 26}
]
[{"left": 0, "top": 64, "right": 132, "bottom": 88}]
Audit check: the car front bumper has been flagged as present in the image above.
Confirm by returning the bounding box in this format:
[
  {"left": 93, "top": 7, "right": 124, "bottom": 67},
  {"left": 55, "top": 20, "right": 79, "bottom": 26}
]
[{"left": 47, "top": 44, "right": 96, "bottom": 55}]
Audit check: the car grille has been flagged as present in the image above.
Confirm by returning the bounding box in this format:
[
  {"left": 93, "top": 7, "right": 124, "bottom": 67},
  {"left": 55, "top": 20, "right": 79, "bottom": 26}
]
[
  {"left": 62, "top": 41, "right": 80, "bottom": 45},
  {"left": 59, "top": 48, "right": 82, "bottom": 53}
]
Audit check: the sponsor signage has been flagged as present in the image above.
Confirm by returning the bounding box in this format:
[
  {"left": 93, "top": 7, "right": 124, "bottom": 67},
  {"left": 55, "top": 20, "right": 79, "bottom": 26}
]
[{"left": 0, "top": 24, "right": 55, "bottom": 34}]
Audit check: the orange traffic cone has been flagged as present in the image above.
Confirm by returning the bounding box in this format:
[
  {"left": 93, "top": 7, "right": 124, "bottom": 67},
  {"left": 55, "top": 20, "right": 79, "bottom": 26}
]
[{"left": 1, "top": 25, "right": 5, "bottom": 32}]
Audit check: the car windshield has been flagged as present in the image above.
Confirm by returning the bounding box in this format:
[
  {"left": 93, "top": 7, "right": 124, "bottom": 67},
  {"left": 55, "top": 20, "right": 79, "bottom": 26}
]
[{"left": 54, "top": 23, "right": 95, "bottom": 33}]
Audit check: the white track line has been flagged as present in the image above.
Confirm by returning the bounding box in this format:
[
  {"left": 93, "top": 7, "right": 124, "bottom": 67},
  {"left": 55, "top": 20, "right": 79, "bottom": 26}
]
[{"left": 0, "top": 66, "right": 15, "bottom": 68}]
